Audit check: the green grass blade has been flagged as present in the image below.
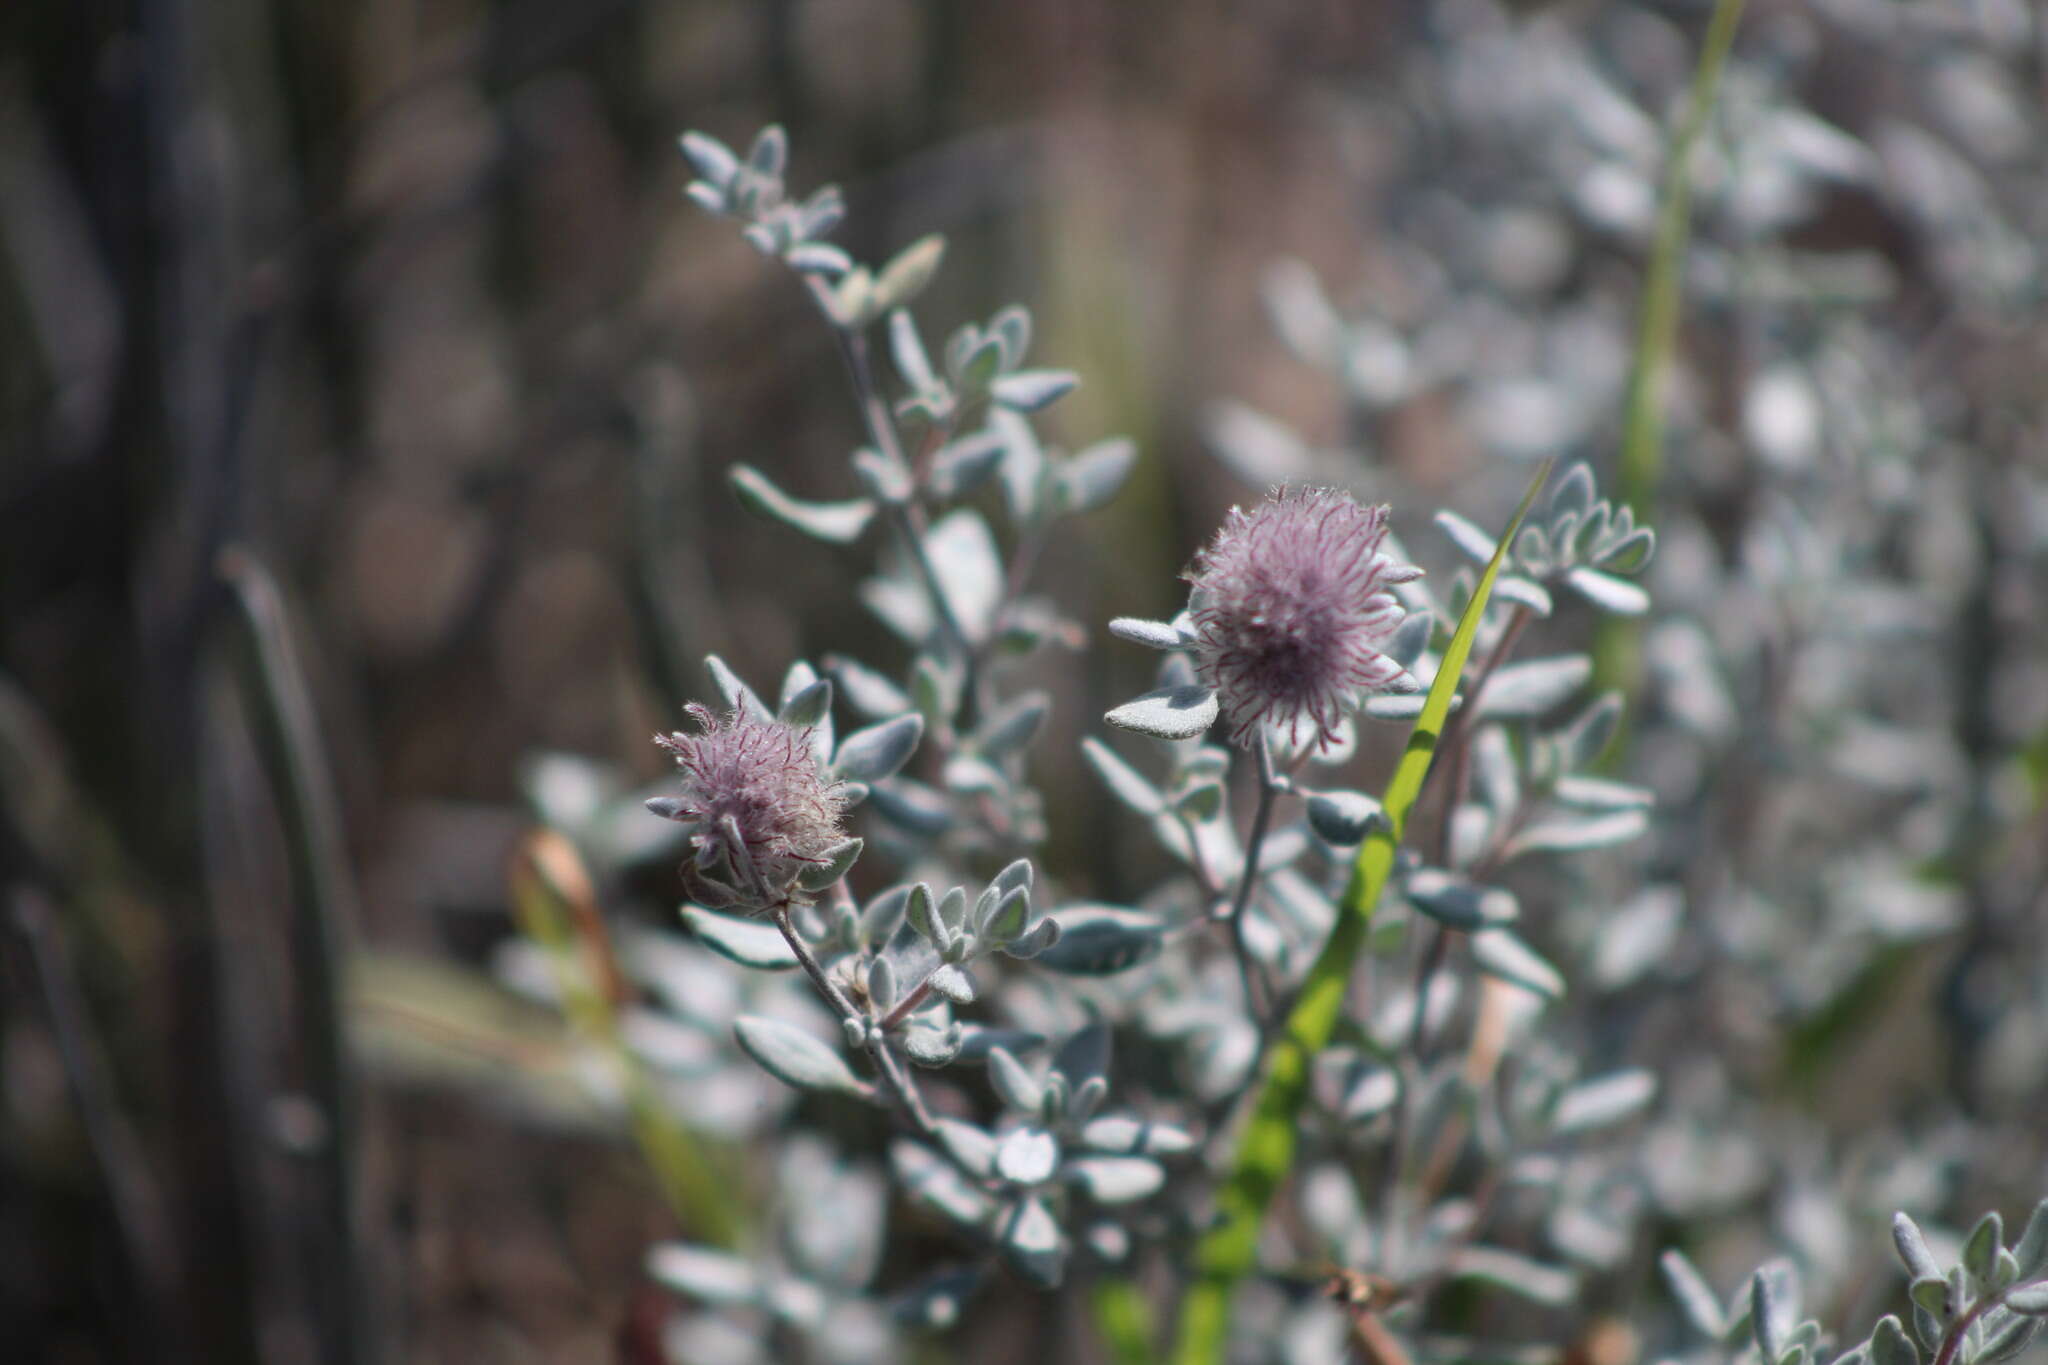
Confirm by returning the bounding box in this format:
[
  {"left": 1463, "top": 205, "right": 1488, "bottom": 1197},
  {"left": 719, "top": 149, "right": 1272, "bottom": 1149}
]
[
  {"left": 1171, "top": 460, "right": 1554, "bottom": 1365},
  {"left": 1599, "top": 0, "right": 1746, "bottom": 707}
]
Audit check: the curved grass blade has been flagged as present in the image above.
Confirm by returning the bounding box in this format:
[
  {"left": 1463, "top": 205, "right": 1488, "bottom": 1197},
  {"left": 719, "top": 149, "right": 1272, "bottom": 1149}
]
[{"left": 1171, "top": 460, "right": 1554, "bottom": 1365}]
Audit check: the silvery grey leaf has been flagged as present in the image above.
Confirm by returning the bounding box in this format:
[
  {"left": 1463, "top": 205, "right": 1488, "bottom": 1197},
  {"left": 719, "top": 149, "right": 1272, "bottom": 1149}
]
[
  {"left": 1449, "top": 1247, "right": 1578, "bottom": 1308},
  {"left": 1979, "top": 1311, "right": 2039, "bottom": 1360},
  {"left": 1066, "top": 1156, "right": 1164, "bottom": 1204},
  {"left": 740, "top": 220, "right": 784, "bottom": 256},
  {"left": 1108, "top": 617, "right": 1186, "bottom": 651},
  {"left": 1202, "top": 400, "right": 1318, "bottom": 484},
  {"left": 785, "top": 242, "right": 851, "bottom": 276},
  {"left": 888, "top": 309, "right": 936, "bottom": 394},
  {"left": 1548, "top": 462, "right": 1597, "bottom": 524},
  {"left": 2006, "top": 1285, "right": 2048, "bottom": 1315},
  {"left": 1965, "top": 1212, "right": 2004, "bottom": 1285},
  {"left": 966, "top": 692, "right": 1047, "bottom": 760},
  {"left": 645, "top": 795, "right": 688, "bottom": 821},
  {"left": 681, "top": 907, "right": 800, "bottom": 970},
  {"left": 905, "top": 883, "right": 943, "bottom": 946},
  {"left": 829, "top": 266, "right": 877, "bottom": 329},
  {"left": 1177, "top": 782, "right": 1224, "bottom": 822},
  {"left": 1513, "top": 524, "right": 1553, "bottom": 577},
  {"left": 797, "top": 838, "right": 862, "bottom": 892},
  {"left": 1082, "top": 738, "right": 1167, "bottom": 815},
  {"left": 1991, "top": 1248, "right": 2021, "bottom": 1292},
  {"left": 988, "top": 304, "right": 1031, "bottom": 370},
  {"left": 1470, "top": 929, "right": 1565, "bottom": 999},
  {"left": 1033, "top": 909, "right": 1164, "bottom": 974},
  {"left": 1057, "top": 437, "right": 1137, "bottom": 513},
  {"left": 798, "top": 184, "right": 844, "bottom": 239},
  {"left": 733, "top": 1016, "right": 871, "bottom": 1097},
  {"left": 869, "top": 775, "right": 952, "bottom": 834},
  {"left": 1105, "top": 685, "right": 1218, "bottom": 741},
  {"left": 2013, "top": 1198, "right": 2048, "bottom": 1277},
  {"left": 1595, "top": 527, "right": 1656, "bottom": 574},
  {"left": 705, "top": 654, "right": 769, "bottom": 719},
  {"left": 1869, "top": 1314, "right": 1917, "bottom": 1365},
  {"left": 1055, "top": 1023, "right": 1112, "bottom": 1090},
  {"left": 933, "top": 1118, "right": 997, "bottom": 1178},
  {"left": 1364, "top": 690, "right": 1461, "bottom": 722},
  {"left": 999, "top": 917, "right": 1061, "bottom": 959},
  {"left": 1492, "top": 574, "right": 1554, "bottom": 617},
  {"left": 1503, "top": 809, "right": 1649, "bottom": 858},
  {"left": 1001, "top": 1197, "right": 1065, "bottom": 1288},
  {"left": 988, "top": 1047, "right": 1043, "bottom": 1114},
  {"left": 942, "top": 754, "right": 1005, "bottom": 795},
  {"left": 1550, "top": 1069, "right": 1656, "bottom": 1134},
  {"left": 1307, "top": 790, "right": 1387, "bottom": 847},
  {"left": 1661, "top": 1249, "right": 1727, "bottom": 1339},
  {"left": 678, "top": 131, "right": 739, "bottom": 188},
  {"left": 1592, "top": 886, "right": 1683, "bottom": 989},
  {"left": 927, "top": 431, "right": 1007, "bottom": 501},
  {"left": 891, "top": 1266, "right": 984, "bottom": 1332},
  {"left": 873, "top": 234, "right": 945, "bottom": 312},
  {"left": 1339, "top": 1065, "right": 1399, "bottom": 1122},
  {"left": 1079, "top": 1116, "right": 1196, "bottom": 1157},
  {"left": 1406, "top": 868, "right": 1519, "bottom": 930},
  {"left": 647, "top": 1242, "right": 758, "bottom": 1304},
  {"left": 892, "top": 1140, "right": 995, "bottom": 1227},
  {"left": 1562, "top": 692, "right": 1624, "bottom": 770},
  {"left": 993, "top": 369, "right": 1079, "bottom": 413},
  {"left": 1753, "top": 1272, "right": 1785, "bottom": 1359},
  {"left": 989, "top": 408, "right": 1044, "bottom": 525},
  {"left": 834, "top": 713, "right": 924, "bottom": 783},
  {"left": 1554, "top": 775, "right": 1654, "bottom": 810},
  {"left": 985, "top": 888, "right": 1030, "bottom": 944},
  {"left": 683, "top": 179, "right": 726, "bottom": 215},
  {"left": 954, "top": 334, "right": 1006, "bottom": 393},
  {"left": 1478, "top": 655, "right": 1592, "bottom": 718},
  {"left": 996, "top": 1126, "right": 1060, "bottom": 1184},
  {"left": 929, "top": 964, "right": 978, "bottom": 1004},
  {"left": 1894, "top": 1215, "right": 1941, "bottom": 1283},
  {"left": 1436, "top": 508, "right": 1500, "bottom": 563},
  {"left": 901, "top": 1018, "right": 963, "bottom": 1067},
  {"left": 937, "top": 886, "right": 968, "bottom": 934},
  {"left": 825, "top": 655, "right": 910, "bottom": 721},
  {"left": 924, "top": 509, "right": 1004, "bottom": 640},
  {"left": 745, "top": 124, "right": 786, "bottom": 179},
  {"left": 1384, "top": 610, "right": 1435, "bottom": 670},
  {"left": 1564, "top": 566, "right": 1651, "bottom": 614},
  {"left": 1914, "top": 1302, "right": 1943, "bottom": 1351},
  {"left": 1068, "top": 1075, "right": 1107, "bottom": 1124},
  {"left": 865, "top": 954, "right": 898, "bottom": 1015}
]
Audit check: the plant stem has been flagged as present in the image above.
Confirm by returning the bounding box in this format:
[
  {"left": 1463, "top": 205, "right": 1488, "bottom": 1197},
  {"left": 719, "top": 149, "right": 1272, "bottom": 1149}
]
[
  {"left": 769, "top": 905, "right": 941, "bottom": 1133},
  {"left": 800, "top": 277, "right": 979, "bottom": 687},
  {"left": 1933, "top": 1280, "right": 2048, "bottom": 1365},
  {"left": 1224, "top": 730, "right": 1282, "bottom": 1021}
]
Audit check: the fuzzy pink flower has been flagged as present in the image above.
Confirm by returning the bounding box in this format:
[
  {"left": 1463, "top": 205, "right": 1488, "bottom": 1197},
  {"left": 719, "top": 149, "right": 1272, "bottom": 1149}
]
[
  {"left": 652, "top": 704, "right": 848, "bottom": 910},
  {"left": 1185, "top": 486, "right": 1421, "bottom": 750}
]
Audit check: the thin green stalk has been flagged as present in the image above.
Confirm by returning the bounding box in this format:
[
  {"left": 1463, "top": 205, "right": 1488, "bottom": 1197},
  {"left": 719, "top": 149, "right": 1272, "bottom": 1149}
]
[
  {"left": 1170, "top": 462, "right": 1554, "bottom": 1365},
  {"left": 218, "top": 548, "right": 373, "bottom": 1365},
  {"left": 1599, "top": 0, "right": 1746, "bottom": 700}
]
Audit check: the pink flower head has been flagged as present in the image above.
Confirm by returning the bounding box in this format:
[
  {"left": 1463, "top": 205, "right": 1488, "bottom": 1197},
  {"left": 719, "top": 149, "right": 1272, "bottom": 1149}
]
[
  {"left": 1185, "top": 486, "right": 1421, "bottom": 750},
  {"left": 652, "top": 704, "right": 848, "bottom": 911}
]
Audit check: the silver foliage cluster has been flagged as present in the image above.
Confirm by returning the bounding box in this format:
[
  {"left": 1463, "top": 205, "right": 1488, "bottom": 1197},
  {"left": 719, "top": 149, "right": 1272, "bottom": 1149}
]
[{"left": 500, "top": 0, "right": 2048, "bottom": 1350}]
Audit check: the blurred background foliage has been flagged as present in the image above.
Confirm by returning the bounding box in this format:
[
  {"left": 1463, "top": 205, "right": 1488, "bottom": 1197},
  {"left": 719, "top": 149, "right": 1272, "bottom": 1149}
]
[{"left": 2, "top": 0, "right": 2044, "bottom": 1362}]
